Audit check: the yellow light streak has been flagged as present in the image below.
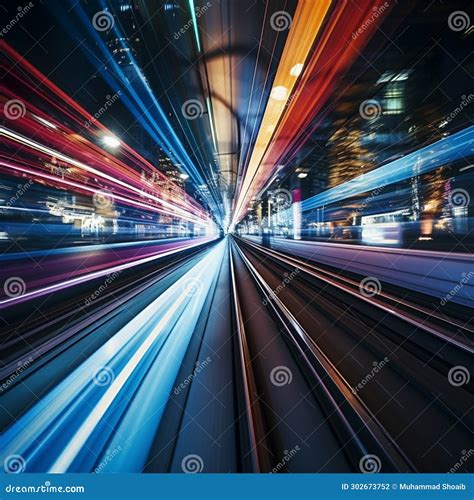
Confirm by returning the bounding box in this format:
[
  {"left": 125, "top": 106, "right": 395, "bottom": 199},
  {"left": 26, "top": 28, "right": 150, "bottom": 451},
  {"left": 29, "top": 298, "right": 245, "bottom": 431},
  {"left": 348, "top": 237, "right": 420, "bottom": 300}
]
[{"left": 232, "top": 0, "right": 332, "bottom": 225}]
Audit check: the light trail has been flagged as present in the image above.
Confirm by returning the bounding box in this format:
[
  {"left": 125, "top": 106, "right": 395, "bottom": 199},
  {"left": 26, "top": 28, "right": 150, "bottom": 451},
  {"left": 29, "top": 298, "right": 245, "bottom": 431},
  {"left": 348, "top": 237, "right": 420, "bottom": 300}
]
[
  {"left": 232, "top": 0, "right": 332, "bottom": 224},
  {"left": 302, "top": 126, "right": 474, "bottom": 211},
  {"left": 1, "top": 240, "right": 227, "bottom": 473},
  {"left": 0, "top": 127, "right": 211, "bottom": 225},
  {"left": 232, "top": 0, "right": 397, "bottom": 227},
  {"left": 0, "top": 236, "right": 216, "bottom": 308},
  {"left": 56, "top": 4, "right": 224, "bottom": 221}
]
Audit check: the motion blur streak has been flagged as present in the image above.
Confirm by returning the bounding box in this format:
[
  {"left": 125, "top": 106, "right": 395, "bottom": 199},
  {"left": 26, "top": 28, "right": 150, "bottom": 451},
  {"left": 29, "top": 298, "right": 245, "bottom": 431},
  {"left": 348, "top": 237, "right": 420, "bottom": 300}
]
[
  {"left": 2, "top": 241, "right": 226, "bottom": 473},
  {"left": 233, "top": 0, "right": 332, "bottom": 221},
  {"left": 0, "top": 0, "right": 473, "bottom": 475},
  {"left": 302, "top": 126, "right": 474, "bottom": 212},
  {"left": 0, "top": 236, "right": 215, "bottom": 307}
]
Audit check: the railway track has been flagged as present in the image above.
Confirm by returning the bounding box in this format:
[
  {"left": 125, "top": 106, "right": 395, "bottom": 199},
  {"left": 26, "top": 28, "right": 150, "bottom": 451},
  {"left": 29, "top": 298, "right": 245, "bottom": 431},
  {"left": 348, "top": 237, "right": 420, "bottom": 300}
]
[
  {"left": 233, "top": 237, "right": 473, "bottom": 472},
  {"left": 229, "top": 239, "right": 413, "bottom": 473}
]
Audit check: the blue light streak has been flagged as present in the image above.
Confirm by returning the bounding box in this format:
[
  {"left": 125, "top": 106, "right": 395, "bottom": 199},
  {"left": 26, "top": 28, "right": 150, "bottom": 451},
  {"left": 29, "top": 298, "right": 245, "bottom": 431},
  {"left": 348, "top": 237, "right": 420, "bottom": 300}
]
[
  {"left": 302, "top": 126, "right": 474, "bottom": 212},
  {"left": 55, "top": 2, "right": 223, "bottom": 222},
  {"left": 0, "top": 240, "right": 227, "bottom": 472}
]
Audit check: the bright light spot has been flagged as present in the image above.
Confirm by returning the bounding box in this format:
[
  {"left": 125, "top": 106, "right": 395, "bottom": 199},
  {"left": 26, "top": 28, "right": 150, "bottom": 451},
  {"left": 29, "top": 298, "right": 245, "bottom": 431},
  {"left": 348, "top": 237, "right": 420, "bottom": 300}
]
[
  {"left": 103, "top": 135, "right": 121, "bottom": 148},
  {"left": 290, "top": 63, "right": 304, "bottom": 77},
  {"left": 376, "top": 69, "right": 413, "bottom": 84},
  {"left": 266, "top": 124, "right": 276, "bottom": 133},
  {"left": 297, "top": 172, "right": 308, "bottom": 179},
  {"left": 271, "top": 86, "right": 288, "bottom": 101},
  {"left": 179, "top": 173, "right": 189, "bottom": 180},
  {"left": 34, "top": 115, "right": 57, "bottom": 129}
]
